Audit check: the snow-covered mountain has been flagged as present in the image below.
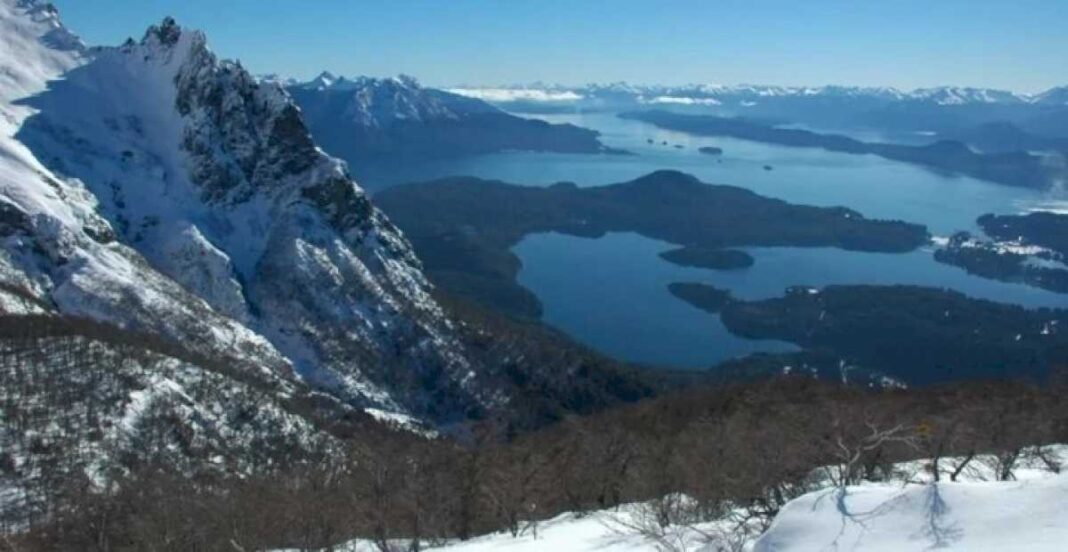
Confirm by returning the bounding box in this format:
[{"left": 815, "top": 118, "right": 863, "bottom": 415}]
[
  {"left": 290, "top": 72, "right": 500, "bottom": 126},
  {"left": 284, "top": 72, "right": 612, "bottom": 168},
  {"left": 0, "top": 1, "right": 335, "bottom": 521},
  {"left": 1, "top": 0, "right": 501, "bottom": 427},
  {"left": 452, "top": 82, "right": 1068, "bottom": 140},
  {"left": 1034, "top": 86, "right": 1068, "bottom": 106},
  {"left": 452, "top": 82, "right": 1061, "bottom": 107}
]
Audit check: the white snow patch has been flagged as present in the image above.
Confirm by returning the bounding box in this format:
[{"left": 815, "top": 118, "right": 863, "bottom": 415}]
[
  {"left": 446, "top": 88, "right": 584, "bottom": 103},
  {"left": 640, "top": 95, "right": 722, "bottom": 106},
  {"left": 755, "top": 473, "right": 1068, "bottom": 551}
]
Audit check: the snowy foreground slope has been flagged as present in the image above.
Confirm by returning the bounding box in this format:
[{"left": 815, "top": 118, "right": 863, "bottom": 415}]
[
  {"left": 753, "top": 474, "right": 1068, "bottom": 552},
  {"left": 450, "top": 470, "right": 1068, "bottom": 552},
  {"left": 291, "top": 449, "right": 1067, "bottom": 552}
]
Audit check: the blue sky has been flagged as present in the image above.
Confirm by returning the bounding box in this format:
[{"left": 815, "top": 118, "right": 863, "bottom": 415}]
[{"left": 53, "top": 0, "right": 1067, "bottom": 92}]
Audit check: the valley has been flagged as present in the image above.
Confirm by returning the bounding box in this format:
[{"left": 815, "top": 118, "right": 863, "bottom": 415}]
[{"left": 375, "top": 171, "right": 927, "bottom": 320}]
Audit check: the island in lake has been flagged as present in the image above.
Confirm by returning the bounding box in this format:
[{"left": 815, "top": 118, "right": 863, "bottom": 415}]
[
  {"left": 621, "top": 110, "right": 1062, "bottom": 189},
  {"left": 934, "top": 211, "right": 1068, "bottom": 293},
  {"left": 667, "top": 282, "right": 732, "bottom": 313},
  {"left": 660, "top": 246, "right": 754, "bottom": 270},
  {"left": 718, "top": 284, "right": 1067, "bottom": 385},
  {"left": 376, "top": 170, "right": 928, "bottom": 318}
]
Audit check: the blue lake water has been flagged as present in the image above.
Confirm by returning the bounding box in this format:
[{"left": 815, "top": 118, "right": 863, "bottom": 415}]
[
  {"left": 358, "top": 112, "right": 1068, "bottom": 368},
  {"left": 515, "top": 232, "right": 1068, "bottom": 368}
]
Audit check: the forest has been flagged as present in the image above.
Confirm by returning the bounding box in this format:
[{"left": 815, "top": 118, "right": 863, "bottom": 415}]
[{"left": 3, "top": 309, "right": 1066, "bottom": 551}]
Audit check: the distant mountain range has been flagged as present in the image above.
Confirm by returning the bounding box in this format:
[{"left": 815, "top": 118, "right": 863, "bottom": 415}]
[
  {"left": 449, "top": 82, "right": 1068, "bottom": 144},
  {"left": 449, "top": 82, "right": 1068, "bottom": 108},
  {"left": 266, "top": 72, "right": 619, "bottom": 165}
]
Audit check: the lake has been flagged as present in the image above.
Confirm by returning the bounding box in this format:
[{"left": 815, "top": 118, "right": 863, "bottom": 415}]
[
  {"left": 515, "top": 232, "right": 1068, "bottom": 368},
  {"left": 358, "top": 112, "right": 1068, "bottom": 368}
]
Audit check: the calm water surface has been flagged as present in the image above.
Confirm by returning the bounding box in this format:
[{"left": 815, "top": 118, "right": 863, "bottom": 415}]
[
  {"left": 359, "top": 112, "right": 1068, "bottom": 368},
  {"left": 515, "top": 232, "right": 1068, "bottom": 368}
]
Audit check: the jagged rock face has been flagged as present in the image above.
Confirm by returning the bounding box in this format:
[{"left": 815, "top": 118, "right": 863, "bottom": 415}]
[{"left": 4, "top": 3, "right": 491, "bottom": 422}]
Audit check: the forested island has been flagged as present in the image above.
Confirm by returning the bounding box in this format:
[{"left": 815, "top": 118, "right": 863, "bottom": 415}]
[
  {"left": 934, "top": 212, "right": 1068, "bottom": 294},
  {"left": 660, "top": 246, "right": 754, "bottom": 270},
  {"left": 716, "top": 284, "right": 1067, "bottom": 385},
  {"left": 667, "top": 282, "right": 732, "bottom": 313}
]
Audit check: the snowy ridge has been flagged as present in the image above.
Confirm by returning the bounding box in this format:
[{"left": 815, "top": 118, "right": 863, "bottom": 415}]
[
  {"left": 0, "top": 0, "right": 297, "bottom": 389},
  {"left": 0, "top": 0, "right": 83, "bottom": 108},
  {"left": 284, "top": 71, "right": 609, "bottom": 161},
  {"left": 1034, "top": 86, "right": 1068, "bottom": 106},
  {"left": 444, "top": 87, "right": 585, "bottom": 103},
  {"left": 1, "top": 1, "right": 490, "bottom": 422},
  {"left": 290, "top": 72, "right": 501, "bottom": 126}
]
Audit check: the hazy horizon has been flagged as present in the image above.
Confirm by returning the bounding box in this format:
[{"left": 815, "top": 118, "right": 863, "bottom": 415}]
[{"left": 52, "top": 0, "right": 1068, "bottom": 94}]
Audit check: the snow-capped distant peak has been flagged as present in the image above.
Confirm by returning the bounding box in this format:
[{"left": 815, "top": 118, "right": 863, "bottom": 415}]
[
  {"left": 255, "top": 73, "right": 299, "bottom": 87},
  {"left": 307, "top": 69, "right": 339, "bottom": 89},
  {"left": 1033, "top": 86, "right": 1068, "bottom": 106},
  {"left": 446, "top": 81, "right": 1061, "bottom": 107},
  {"left": 290, "top": 71, "right": 426, "bottom": 94},
  {"left": 906, "top": 86, "right": 1026, "bottom": 105},
  {"left": 446, "top": 87, "right": 584, "bottom": 102}
]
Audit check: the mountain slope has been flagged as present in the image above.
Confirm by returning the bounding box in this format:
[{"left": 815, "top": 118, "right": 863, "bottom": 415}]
[
  {"left": 0, "top": 311, "right": 348, "bottom": 528},
  {"left": 0, "top": 2, "right": 466, "bottom": 522},
  {"left": 1, "top": 2, "right": 492, "bottom": 423},
  {"left": 1, "top": 1, "right": 298, "bottom": 388},
  {"left": 286, "top": 73, "right": 615, "bottom": 164}
]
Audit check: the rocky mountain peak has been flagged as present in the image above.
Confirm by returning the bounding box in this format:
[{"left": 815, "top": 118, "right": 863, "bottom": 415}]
[
  {"left": 143, "top": 15, "right": 182, "bottom": 47},
  {"left": 4, "top": 4, "right": 490, "bottom": 423}
]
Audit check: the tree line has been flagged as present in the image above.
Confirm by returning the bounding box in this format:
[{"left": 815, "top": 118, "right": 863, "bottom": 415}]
[{"left": 9, "top": 368, "right": 1066, "bottom": 551}]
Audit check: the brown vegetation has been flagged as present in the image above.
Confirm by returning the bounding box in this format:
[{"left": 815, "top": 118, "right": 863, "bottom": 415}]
[{"left": 9, "top": 368, "right": 1066, "bottom": 551}]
